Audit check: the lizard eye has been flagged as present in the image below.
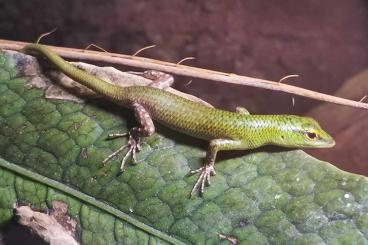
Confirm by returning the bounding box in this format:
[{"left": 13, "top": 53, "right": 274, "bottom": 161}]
[{"left": 306, "top": 131, "right": 317, "bottom": 140}]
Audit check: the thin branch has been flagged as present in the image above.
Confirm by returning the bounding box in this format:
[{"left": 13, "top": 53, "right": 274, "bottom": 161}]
[{"left": 1, "top": 39, "right": 367, "bottom": 110}]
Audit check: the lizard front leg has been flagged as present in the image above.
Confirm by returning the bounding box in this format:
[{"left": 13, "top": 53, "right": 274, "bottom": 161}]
[
  {"left": 190, "top": 139, "right": 246, "bottom": 197},
  {"left": 102, "top": 102, "right": 155, "bottom": 172},
  {"left": 235, "top": 106, "right": 250, "bottom": 115}
]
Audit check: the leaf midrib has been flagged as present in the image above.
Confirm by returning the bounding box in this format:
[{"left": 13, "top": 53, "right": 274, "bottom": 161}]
[{"left": 0, "top": 158, "right": 186, "bottom": 245}]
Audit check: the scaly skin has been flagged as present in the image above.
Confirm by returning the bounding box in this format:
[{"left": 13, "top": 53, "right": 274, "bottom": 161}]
[{"left": 22, "top": 44, "right": 335, "bottom": 196}]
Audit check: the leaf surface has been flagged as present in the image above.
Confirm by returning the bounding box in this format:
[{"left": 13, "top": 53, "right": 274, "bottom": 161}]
[{"left": 0, "top": 49, "right": 367, "bottom": 245}]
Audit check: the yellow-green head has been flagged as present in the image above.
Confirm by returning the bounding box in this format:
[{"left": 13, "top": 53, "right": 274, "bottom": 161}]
[{"left": 271, "top": 116, "right": 335, "bottom": 148}]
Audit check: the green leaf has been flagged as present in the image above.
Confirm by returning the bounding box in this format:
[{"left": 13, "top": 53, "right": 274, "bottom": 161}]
[{"left": 1, "top": 49, "right": 368, "bottom": 244}]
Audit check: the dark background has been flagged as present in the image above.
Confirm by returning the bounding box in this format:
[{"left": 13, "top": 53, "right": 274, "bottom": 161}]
[{"left": 1, "top": 0, "right": 368, "bottom": 243}]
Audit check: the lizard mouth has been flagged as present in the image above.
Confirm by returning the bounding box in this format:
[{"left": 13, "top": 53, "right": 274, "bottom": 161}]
[
  {"left": 299, "top": 138, "right": 335, "bottom": 148},
  {"left": 315, "top": 138, "right": 335, "bottom": 148},
  {"left": 326, "top": 138, "right": 336, "bottom": 147}
]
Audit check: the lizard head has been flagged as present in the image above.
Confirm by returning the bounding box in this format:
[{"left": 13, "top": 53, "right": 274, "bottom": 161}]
[{"left": 273, "top": 116, "right": 335, "bottom": 148}]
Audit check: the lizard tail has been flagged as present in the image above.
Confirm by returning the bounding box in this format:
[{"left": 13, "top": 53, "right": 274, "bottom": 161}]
[{"left": 21, "top": 44, "right": 123, "bottom": 99}]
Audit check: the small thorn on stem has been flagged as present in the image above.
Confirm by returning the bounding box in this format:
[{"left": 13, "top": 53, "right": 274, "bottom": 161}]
[
  {"left": 132, "top": 45, "right": 156, "bottom": 56},
  {"left": 359, "top": 95, "right": 367, "bottom": 102},
  {"left": 35, "top": 27, "right": 58, "bottom": 44},
  {"left": 278, "top": 74, "right": 299, "bottom": 84},
  {"left": 184, "top": 79, "right": 193, "bottom": 87},
  {"left": 84, "top": 44, "right": 110, "bottom": 53},
  {"left": 177, "top": 57, "right": 195, "bottom": 65}
]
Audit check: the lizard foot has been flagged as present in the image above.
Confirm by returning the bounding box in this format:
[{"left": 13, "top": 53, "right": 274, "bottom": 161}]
[
  {"left": 189, "top": 164, "right": 216, "bottom": 197},
  {"left": 102, "top": 128, "right": 142, "bottom": 172}
]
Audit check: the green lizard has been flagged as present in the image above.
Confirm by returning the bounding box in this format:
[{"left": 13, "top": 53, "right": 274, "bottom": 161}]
[{"left": 22, "top": 44, "right": 335, "bottom": 196}]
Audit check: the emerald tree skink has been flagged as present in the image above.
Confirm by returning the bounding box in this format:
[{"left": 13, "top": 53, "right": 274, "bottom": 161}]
[{"left": 22, "top": 44, "right": 335, "bottom": 196}]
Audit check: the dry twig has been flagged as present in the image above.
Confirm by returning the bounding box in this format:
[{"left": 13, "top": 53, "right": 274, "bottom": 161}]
[{"left": 1, "top": 39, "right": 367, "bottom": 110}]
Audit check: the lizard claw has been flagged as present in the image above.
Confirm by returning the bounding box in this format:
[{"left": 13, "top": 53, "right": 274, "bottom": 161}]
[
  {"left": 107, "top": 132, "right": 128, "bottom": 139},
  {"left": 102, "top": 129, "right": 142, "bottom": 172},
  {"left": 189, "top": 164, "right": 216, "bottom": 197}
]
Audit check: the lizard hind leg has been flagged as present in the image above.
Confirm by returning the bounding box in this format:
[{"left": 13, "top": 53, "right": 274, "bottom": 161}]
[
  {"left": 128, "top": 70, "right": 174, "bottom": 90},
  {"left": 102, "top": 128, "right": 139, "bottom": 172},
  {"left": 102, "top": 102, "right": 155, "bottom": 172}
]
